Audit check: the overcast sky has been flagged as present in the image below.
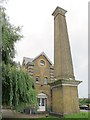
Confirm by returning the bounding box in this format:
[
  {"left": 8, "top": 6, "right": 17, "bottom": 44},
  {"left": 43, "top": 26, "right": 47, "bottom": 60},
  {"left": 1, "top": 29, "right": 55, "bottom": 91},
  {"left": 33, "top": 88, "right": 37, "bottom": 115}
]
[{"left": 3, "top": 0, "right": 88, "bottom": 98}]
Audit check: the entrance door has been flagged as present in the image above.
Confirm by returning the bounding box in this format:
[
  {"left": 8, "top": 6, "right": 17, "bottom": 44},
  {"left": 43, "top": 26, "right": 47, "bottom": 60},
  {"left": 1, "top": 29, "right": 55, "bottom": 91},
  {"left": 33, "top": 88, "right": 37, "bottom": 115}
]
[
  {"left": 37, "top": 93, "right": 47, "bottom": 112},
  {"left": 37, "top": 98, "right": 46, "bottom": 111}
]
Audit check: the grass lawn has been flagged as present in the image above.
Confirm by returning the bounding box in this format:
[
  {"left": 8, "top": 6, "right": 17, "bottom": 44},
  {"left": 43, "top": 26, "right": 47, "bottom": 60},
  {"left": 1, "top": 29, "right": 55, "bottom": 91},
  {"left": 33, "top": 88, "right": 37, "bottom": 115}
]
[{"left": 64, "top": 112, "right": 89, "bottom": 118}]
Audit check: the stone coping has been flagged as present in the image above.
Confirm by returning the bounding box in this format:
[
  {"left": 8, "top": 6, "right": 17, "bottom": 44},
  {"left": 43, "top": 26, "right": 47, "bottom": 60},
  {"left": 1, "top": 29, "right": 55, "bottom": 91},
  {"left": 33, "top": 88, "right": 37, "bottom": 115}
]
[
  {"left": 49, "top": 79, "right": 82, "bottom": 86},
  {"left": 52, "top": 6, "right": 67, "bottom": 17}
]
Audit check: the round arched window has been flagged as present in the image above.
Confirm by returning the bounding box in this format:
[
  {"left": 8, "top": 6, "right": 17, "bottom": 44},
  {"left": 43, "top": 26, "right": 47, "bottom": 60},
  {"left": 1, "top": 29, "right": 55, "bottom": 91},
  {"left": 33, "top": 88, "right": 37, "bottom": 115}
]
[{"left": 40, "top": 60, "right": 45, "bottom": 66}]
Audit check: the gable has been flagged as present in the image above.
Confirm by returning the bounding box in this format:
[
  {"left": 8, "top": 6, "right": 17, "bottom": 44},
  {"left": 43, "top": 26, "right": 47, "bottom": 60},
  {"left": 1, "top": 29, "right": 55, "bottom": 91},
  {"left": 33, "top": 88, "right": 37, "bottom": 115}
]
[{"left": 33, "top": 52, "right": 52, "bottom": 65}]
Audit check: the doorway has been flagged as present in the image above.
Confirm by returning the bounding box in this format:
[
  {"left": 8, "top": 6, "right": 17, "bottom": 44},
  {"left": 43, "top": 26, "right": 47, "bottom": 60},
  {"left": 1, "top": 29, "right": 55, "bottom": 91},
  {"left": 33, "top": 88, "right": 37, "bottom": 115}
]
[{"left": 37, "top": 93, "right": 47, "bottom": 111}]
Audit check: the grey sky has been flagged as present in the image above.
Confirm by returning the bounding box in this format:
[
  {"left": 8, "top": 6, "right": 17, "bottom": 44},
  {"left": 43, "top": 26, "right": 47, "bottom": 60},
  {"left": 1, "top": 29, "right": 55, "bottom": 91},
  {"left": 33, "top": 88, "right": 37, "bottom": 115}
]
[{"left": 3, "top": 0, "right": 88, "bottom": 98}]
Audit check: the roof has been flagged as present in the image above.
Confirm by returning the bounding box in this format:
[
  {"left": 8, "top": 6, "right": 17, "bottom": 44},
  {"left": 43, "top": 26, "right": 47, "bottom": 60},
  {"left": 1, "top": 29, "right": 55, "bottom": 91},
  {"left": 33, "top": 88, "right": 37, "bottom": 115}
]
[
  {"left": 33, "top": 52, "right": 53, "bottom": 65},
  {"left": 23, "top": 57, "right": 33, "bottom": 65},
  {"left": 23, "top": 52, "right": 53, "bottom": 65}
]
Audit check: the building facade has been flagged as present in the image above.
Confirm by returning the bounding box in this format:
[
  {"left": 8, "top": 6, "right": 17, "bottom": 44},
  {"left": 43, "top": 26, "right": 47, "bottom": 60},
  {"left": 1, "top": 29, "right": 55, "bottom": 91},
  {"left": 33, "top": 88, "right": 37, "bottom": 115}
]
[
  {"left": 22, "top": 52, "right": 54, "bottom": 112},
  {"left": 22, "top": 6, "right": 81, "bottom": 115}
]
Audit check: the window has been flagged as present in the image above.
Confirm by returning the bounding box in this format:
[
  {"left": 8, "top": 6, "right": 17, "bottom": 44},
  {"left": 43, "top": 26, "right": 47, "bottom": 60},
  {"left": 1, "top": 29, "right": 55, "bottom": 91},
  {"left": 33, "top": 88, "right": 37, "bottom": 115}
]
[
  {"left": 37, "top": 98, "right": 45, "bottom": 106},
  {"left": 44, "top": 77, "right": 48, "bottom": 84},
  {"left": 37, "top": 98, "right": 40, "bottom": 106},
  {"left": 40, "top": 60, "right": 45, "bottom": 66},
  {"left": 36, "top": 76, "right": 40, "bottom": 82},
  {"left": 42, "top": 98, "right": 45, "bottom": 106}
]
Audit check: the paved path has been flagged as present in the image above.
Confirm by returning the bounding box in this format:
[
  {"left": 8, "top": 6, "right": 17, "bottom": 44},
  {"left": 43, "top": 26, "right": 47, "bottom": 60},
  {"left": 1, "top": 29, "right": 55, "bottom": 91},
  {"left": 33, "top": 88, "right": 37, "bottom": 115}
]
[{"left": 2, "top": 109, "right": 47, "bottom": 118}]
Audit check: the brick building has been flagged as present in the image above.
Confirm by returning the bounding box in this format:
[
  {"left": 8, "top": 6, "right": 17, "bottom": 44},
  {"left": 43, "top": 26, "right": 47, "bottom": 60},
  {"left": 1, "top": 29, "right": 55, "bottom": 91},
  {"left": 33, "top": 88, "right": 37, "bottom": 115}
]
[
  {"left": 22, "top": 6, "right": 81, "bottom": 115},
  {"left": 22, "top": 52, "right": 54, "bottom": 112}
]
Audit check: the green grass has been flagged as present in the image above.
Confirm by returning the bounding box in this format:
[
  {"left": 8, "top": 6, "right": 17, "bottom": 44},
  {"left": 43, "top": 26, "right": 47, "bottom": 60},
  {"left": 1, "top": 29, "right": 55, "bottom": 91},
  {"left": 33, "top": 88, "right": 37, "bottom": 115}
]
[{"left": 64, "top": 112, "right": 89, "bottom": 118}]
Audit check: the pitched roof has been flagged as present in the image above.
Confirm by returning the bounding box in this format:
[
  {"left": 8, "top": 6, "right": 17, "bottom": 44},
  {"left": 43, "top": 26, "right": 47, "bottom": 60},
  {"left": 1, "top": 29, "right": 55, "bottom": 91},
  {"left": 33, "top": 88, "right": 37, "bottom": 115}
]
[
  {"left": 22, "top": 52, "right": 53, "bottom": 65},
  {"left": 23, "top": 57, "right": 33, "bottom": 64},
  {"left": 33, "top": 52, "right": 53, "bottom": 65}
]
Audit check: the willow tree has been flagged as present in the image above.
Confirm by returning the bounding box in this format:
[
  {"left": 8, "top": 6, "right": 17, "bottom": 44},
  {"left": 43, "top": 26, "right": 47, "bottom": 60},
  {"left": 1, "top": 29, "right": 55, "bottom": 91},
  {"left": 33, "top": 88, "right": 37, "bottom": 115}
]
[
  {"left": 1, "top": 7, "right": 37, "bottom": 110},
  {"left": 2, "top": 63, "right": 37, "bottom": 110}
]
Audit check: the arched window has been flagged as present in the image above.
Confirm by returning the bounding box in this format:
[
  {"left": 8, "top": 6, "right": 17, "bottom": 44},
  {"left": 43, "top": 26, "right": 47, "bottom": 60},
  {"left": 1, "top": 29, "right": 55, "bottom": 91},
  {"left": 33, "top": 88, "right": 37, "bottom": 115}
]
[
  {"left": 44, "top": 77, "right": 48, "bottom": 84},
  {"left": 36, "top": 76, "right": 40, "bottom": 83}
]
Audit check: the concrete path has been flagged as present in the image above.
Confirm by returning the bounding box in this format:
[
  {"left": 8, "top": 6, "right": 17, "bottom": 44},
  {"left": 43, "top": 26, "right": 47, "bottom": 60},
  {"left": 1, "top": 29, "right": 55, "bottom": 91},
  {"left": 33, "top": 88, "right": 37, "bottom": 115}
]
[{"left": 2, "top": 109, "right": 47, "bottom": 118}]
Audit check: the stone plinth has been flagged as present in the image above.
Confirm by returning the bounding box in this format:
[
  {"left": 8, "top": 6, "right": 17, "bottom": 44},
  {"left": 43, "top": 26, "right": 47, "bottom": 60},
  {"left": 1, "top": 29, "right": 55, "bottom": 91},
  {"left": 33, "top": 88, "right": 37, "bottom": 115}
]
[{"left": 50, "top": 79, "right": 81, "bottom": 115}]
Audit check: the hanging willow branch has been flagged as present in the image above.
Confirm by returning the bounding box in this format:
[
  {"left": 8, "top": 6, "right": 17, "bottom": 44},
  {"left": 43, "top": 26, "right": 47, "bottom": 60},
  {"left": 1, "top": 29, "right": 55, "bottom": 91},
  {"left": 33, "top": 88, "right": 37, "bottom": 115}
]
[{"left": 2, "top": 63, "right": 37, "bottom": 111}]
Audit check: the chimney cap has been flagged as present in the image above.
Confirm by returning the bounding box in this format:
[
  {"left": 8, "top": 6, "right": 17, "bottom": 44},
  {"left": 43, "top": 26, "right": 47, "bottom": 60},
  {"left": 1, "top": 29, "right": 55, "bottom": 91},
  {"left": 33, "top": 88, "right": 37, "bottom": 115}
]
[{"left": 52, "top": 6, "right": 67, "bottom": 17}]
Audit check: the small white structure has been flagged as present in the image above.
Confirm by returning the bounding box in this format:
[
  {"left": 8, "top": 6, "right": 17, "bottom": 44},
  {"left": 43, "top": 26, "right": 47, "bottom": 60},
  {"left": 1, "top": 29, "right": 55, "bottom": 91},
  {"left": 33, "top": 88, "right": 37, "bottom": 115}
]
[{"left": 37, "top": 93, "right": 47, "bottom": 111}]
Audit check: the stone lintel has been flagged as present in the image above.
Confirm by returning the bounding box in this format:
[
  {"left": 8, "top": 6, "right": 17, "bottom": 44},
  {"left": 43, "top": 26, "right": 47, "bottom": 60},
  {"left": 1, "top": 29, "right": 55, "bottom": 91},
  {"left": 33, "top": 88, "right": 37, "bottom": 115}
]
[
  {"left": 52, "top": 6, "right": 67, "bottom": 17},
  {"left": 49, "top": 79, "right": 82, "bottom": 87}
]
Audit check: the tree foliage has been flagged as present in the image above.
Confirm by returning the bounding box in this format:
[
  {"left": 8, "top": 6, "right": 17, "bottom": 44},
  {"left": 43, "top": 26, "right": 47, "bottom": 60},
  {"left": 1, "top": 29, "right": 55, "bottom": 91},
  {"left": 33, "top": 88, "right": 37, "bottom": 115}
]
[
  {"left": 2, "top": 63, "right": 37, "bottom": 110},
  {"left": 1, "top": 7, "right": 22, "bottom": 64},
  {"left": 79, "top": 98, "right": 90, "bottom": 106},
  {"left": 1, "top": 7, "right": 37, "bottom": 110}
]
